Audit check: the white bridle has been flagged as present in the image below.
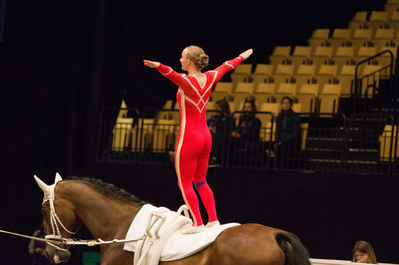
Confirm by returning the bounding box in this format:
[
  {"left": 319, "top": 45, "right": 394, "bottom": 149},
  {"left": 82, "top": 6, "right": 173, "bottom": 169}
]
[{"left": 34, "top": 173, "right": 76, "bottom": 254}]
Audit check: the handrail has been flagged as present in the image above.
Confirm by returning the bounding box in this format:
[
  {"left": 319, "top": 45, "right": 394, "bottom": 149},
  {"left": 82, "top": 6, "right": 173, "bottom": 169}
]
[{"left": 353, "top": 49, "right": 395, "bottom": 114}]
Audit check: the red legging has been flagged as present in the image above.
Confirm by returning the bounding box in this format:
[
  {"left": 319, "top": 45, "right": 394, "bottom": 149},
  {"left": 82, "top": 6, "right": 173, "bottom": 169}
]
[{"left": 175, "top": 105, "right": 217, "bottom": 226}]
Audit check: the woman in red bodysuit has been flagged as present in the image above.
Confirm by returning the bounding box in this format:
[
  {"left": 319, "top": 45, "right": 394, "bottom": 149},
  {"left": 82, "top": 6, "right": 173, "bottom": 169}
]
[{"left": 144, "top": 46, "right": 253, "bottom": 233}]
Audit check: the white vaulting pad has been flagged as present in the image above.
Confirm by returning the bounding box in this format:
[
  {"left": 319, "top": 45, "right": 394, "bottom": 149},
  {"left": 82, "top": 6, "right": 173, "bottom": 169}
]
[{"left": 123, "top": 204, "right": 240, "bottom": 261}]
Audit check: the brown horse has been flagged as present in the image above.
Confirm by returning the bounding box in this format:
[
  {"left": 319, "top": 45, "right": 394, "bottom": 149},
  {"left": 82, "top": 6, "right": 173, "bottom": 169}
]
[{"left": 34, "top": 174, "right": 311, "bottom": 265}]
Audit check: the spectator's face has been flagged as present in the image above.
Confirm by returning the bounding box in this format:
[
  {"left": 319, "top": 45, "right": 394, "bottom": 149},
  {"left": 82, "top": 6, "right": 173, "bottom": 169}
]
[
  {"left": 243, "top": 102, "right": 253, "bottom": 113},
  {"left": 355, "top": 251, "right": 368, "bottom": 263},
  {"left": 281, "top": 99, "right": 292, "bottom": 111}
]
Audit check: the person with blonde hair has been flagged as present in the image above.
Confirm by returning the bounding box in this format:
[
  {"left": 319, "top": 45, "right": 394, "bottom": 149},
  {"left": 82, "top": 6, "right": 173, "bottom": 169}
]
[
  {"left": 352, "top": 240, "right": 377, "bottom": 263},
  {"left": 144, "top": 46, "right": 253, "bottom": 233}
]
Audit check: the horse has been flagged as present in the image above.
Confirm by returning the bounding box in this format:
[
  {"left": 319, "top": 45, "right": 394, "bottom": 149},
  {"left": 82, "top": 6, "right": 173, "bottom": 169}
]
[{"left": 34, "top": 174, "right": 311, "bottom": 265}]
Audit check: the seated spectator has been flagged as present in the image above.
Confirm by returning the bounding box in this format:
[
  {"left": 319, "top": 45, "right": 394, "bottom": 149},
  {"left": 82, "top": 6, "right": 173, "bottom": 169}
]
[
  {"left": 231, "top": 99, "right": 261, "bottom": 153},
  {"left": 28, "top": 220, "right": 52, "bottom": 265},
  {"left": 274, "top": 96, "right": 300, "bottom": 169},
  {"left": 352, "top": 240, "right": 377, "bottom": 264},
  {"left": 207, "top": 99, "right": 234, "bottom": 166}
]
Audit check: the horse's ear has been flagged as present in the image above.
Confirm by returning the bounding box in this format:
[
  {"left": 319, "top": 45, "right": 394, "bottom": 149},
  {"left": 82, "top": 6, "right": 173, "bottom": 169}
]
[
  {"left": 55, "top": 172, "right": 63, "bottom": 183},
  {"left": 34, "top": 175, "right": 50, "bottom": 193}
]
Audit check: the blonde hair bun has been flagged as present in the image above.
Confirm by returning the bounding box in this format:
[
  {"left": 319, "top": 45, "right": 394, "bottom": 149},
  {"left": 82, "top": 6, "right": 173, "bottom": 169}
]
[{"left": 185, "top": 45, "right": 209, "bottom": 70}]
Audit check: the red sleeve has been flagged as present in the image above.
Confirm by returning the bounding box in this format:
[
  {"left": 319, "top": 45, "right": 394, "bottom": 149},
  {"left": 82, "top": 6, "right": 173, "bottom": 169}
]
[
  {"left": 213, "top": 56, "right": 244, "bottom": 83},
  {"left": 156, "top": 63, "right": 187, "bottom": 88}
]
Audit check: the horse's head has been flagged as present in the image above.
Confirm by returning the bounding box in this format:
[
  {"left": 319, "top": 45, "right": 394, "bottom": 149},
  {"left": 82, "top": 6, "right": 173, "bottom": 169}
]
[{"left": 34, "top": 173, "right": 82, "bottom": 264}]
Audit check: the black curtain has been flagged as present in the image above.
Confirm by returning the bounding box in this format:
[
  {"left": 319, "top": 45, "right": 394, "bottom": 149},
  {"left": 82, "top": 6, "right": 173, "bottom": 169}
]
[{"left": 0, "top": 0, "right": 386, "bottom": 264}]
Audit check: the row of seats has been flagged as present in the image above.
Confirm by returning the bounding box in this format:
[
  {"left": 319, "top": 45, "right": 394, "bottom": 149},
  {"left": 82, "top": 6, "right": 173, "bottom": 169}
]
[{"left": 267, "top": 45, "right": 396, "bottom": 70}]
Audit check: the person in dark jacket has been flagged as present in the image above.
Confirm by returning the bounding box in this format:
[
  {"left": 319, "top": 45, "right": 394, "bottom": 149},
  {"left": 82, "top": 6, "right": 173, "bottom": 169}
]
[
  {"left": 207, "top": 99, "right": 234, "bottom": 166},
  {"left": 274, "top": 96, "right": 301, "bottom": 169},
  {"left": 231, "top": 99, "right": 261, "bottom": 152},
  {"left": 28, "top": 221, "right": 52, "bottom": 265}
]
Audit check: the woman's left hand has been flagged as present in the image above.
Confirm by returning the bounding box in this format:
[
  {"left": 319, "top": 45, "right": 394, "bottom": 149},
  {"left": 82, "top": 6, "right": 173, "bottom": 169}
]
[{"left": 143, "top": 60, "right": 160, "bottom": 68}]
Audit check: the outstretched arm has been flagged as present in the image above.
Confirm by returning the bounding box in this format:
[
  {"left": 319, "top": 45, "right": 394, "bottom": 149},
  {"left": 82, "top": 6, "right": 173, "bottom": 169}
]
[
  {"left": 213, "top": 49, "right": 253, "bottom": 82},
  {"left": 143, "top": 59, "right": 186, "bottom": 87}
]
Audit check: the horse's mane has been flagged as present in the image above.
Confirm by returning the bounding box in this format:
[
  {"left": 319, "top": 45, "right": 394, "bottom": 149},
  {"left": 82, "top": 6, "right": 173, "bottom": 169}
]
[{"left": 66, "top": 177, "right": 149, "bottom": 206}]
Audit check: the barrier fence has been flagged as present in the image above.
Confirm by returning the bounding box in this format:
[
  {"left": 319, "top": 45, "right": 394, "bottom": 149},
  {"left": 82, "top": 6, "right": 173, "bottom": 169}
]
[{"left": 97, "top": 109, "right": 399, "bottom": 175}]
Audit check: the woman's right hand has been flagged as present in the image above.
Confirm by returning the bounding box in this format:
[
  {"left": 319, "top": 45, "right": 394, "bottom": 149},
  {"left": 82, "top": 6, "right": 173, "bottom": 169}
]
[
  {"left": 239, "top": 49, "right": 253, "bottom": 60},
  {"left": 143, "top": 60, "right": 160, "bottom": 68}
]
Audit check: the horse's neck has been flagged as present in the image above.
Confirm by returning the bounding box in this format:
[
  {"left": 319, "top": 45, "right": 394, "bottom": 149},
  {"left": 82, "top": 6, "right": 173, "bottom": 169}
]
[{"left": 67, "top": 183, "right": 141, "bottom": 240}]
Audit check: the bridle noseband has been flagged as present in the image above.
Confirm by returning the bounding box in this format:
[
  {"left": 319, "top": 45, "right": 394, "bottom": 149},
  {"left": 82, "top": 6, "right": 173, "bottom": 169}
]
[{"left": 43, "top": 182, "right": 76, "bottom": 252}]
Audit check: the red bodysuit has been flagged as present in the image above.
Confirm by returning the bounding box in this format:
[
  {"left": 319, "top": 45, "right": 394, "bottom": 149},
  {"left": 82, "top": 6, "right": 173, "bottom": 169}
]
[{"left": 157, "top": 56, "right": 244, "bottom": 226}]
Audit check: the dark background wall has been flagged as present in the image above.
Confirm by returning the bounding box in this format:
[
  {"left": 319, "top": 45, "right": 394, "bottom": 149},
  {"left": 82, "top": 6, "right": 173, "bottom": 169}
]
[{"left": 0, "top": 0, "right": 396, "bottom": 264}]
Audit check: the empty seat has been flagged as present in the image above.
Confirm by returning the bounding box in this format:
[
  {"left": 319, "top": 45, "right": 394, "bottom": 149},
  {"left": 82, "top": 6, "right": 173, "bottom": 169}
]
[
  {"left": 355, "top": 46, "right": 377, "bottom": 63},
  {"left": 251, "top": 64, "right": 273, "bottom": 87},
  {"left": 152, "top": 119, "right": 177, "bottom": 152},
  {"left": 373, "top": 28, "right": 395, "bottom": 50},
  {"left": 351, "top": 29, "right": 372, "bottom": 52},
  {"left": 389, "top": 10, "right": 399, "bottom": 31},
  {"left": 317, "top": 64, "right": 339, "bottom": 86},
  {"left": 330, "top": 29, "right": 351, "bottom": 52},
  {"left": 308, "top": 29, "right": 330, "bottom": 52},
  {"left": 318, "top": 84, "right": 341, "bottom": 113},
  {"left": 269, "top": 46, "right": 291, "bottom": 67},
  {"left": 273, "top": 64, "right": 295, "bottom": 84},
  {"left": 333, "top": 46, "right": 355, "bottom": 68},
  {"left": 312, "top": 46, "right": 334, "bottom": 70},
  {"left": 289, "top": 46, "right": 312, "bottom": 69},
  {"left": 293, "top": 64, "right": 316, "bottom": 87},
  {"left": 385, "top": 1, "right": 399, "bottom": 17},
  {"left": 230, "top": 64, "right": 253, "bottom": 85},
  {"left": 379, "top": 125, "right": 399, "bottom": 162},
  {"left": 376, "top": 46, "right": 397, "bottom": 66},
  {"left": 367, "top": 11, "right": 389, "bottom": 35},
  {"left": 260, "top": 102, "right": 280, "bottom": 117},
  {"left": 296, "top": 83, "right": 319, "bottom": 113},
  {"left": 275, "top": 83, "right": 297, "bottom": 102},
  {"left": 212, "top": 81, "right": 233, "bottom": 102},
  {"left": 112, "top": 117, "right": 134, "bottom": 151},
  {"left": 231, "top": 82, "right": 255, "bottom": 110},
  {"left": 359, "top": 65, "right": 383, "bottom": 97},
  {"left": 253, "top": 82, "right": 276, "bottom": 104},
  {"left": 348, "top": 11, "right": 368, "bottom": 35},
  {"left": 337, "top": 64, "right": 356, "bottom": 96}
]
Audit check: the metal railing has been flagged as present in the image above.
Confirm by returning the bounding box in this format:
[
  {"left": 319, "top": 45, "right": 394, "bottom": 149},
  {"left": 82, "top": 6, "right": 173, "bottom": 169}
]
[{"left": 97, "top": 108, "right": 399, "bottom": 175}]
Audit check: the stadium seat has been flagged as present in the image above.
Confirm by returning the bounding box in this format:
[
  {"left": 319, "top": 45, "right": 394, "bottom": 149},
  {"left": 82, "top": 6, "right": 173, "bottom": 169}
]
[
  {"left": 385, "top": 1, "right": 399, "bottom": 17},
  {"left": 337, "top": 64, "right": 356, "bottom": 96},
  {"left": 231, "top": 82, "right": 255, "bottom": 110},
  {"left": 253, "top": 82, "right": 277, "bottom": 104},
  {"left": 376, "top": 46, "right": 397, "bottom": 66},
  {"left": 379, "top": 124, "right": 399, "bottom": 162},
  {"left": 317, "top": 64, "right": 339, "bottom": 86},
  {"left": 293, "top": 64, "right": 316, "bottom": 87},
  {"left": 290, "top": 46, "right": 312, "bottom": 70},
  {"left": 318, "top": 84, "right": 341, "bottom": 113},
  {"left": 312, "top": 46, "right": 334, "bottom": 70},
  {"left": 296, "top": 83, "right": 319, "bottom": 113},
  {"left": 355, "top": 46, "right": 378, "bottom": 63},
  {"left": 308, "top": 29, "right": 330, "bottom": 53},
  {"left": 388, "top": 10, "right": 399, "bottom": 32},
  {"left": 351, "top": 28, "right": 372, "bottom": 53},
  {"left": 274, "top": 64, "right": 295, "bottom": 84},
  {"left": 373, "top": 28, "right": 395, "bottom": 50},
  {"left": 275, "top": 82, "right": 297, "bottom": 103},
  {"left": 348, "top": 11, "right": 368, "bottom": 35},
  {"left": 230, "top": 64, "right": 253, "bottom": 87},
  {"left": 367, "top": 11, "right": 389, "bottom": 35},
  {"left": 333, "top": 46, "right": 355, "bottom": 68},
  {"left": 212, "top": 81, "right": 233, "bottom": 102},
  {"left": 330, "top": 29, "right": 351, "bottom": 53},
  {"left": 269, "top": 46, "right": 291, "bottom": 68},
  {"left": 251, "top": 64, "right": 273, "bottom": 87}
]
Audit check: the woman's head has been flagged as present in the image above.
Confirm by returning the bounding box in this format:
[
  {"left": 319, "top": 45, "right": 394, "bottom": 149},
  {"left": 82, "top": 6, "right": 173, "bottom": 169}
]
[
  {"left": 281, "top": 96, "right": 293, "bottom": 112},
  {"left": 180, "top": 45, "right": 209, "bottom": 71},
  {"left": 352, "top": 240, "right": 377, "bottom": 263},
  {"left": 242, "top": 99, "right": 257, "bottom": 116},
  {"left": 215, "top": 99, "right": 231, "bottom": 116}
]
